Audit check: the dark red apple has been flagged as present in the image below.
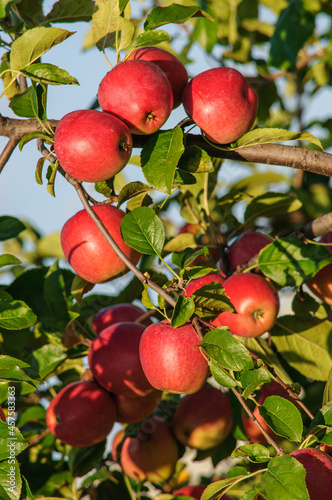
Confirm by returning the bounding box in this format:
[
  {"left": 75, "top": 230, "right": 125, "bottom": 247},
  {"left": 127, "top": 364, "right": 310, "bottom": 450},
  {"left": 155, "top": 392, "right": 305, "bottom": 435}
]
[
  {"left": 172, "top": 385, "right": 233, "bottom": 450},
  {"left": 139, "top": 321, "right": 210, "bottom": 394},
  {"left": 53, "top": 109, "right": 132, "bottom": 182},
  {"left": 182, "top": 67, "right": 258, "bottom": 144},
  {"left": 98, "top": 60, "right": 173, "bottom": 135},
  {"left": 126, "top": 46, "right": 188, "bottom": 108},
  {"left": 221, "top": 231, "right": 272, "bottom": 273},
  {"left": 291, "top": 448, "right": 332, "bottom": 500},
  {"left": 0, "top": 406, "right": 5, "bottom": 422},
  {"left": 211, "top": 273, "right": 279, "bottom": 337},
  {"left": 88, "top": 321, "right": 153, "bottom": 397},
  {"left": 46, "top": 381, "right": 116, "bottom": 447},
  {"left": 93, "top": 303, "right": 149, "bottom": 334},
  {"left": 61, "top": 204, "right": 140, "bottom": 284},
  {"left": 113, "top": 389, "right": 162, "bottom": 424},
  {"left": 183, "top": 272, "right": 225, "bottom": 298},
  {"left": 120, "top": 416, "right": 179, "bottom": 483}
]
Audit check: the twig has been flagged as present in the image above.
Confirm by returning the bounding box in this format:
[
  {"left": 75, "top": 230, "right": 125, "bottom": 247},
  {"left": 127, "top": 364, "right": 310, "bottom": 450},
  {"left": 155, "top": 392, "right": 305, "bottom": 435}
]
[{"left": 0, "top": 137, "right": 19, "bottom": 173}]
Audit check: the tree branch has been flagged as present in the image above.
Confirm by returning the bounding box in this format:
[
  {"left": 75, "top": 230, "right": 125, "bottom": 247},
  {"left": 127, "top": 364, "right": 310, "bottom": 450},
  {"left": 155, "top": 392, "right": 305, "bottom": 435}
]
[{"left": 0, "top": 137, "right": 19, "bottom": 173}]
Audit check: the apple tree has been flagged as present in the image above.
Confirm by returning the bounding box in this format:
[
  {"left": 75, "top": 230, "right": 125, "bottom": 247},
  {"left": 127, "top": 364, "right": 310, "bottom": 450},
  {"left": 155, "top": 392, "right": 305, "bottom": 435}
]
[{"left": 1, "top": 0, "right": 332, "bottom": 499}]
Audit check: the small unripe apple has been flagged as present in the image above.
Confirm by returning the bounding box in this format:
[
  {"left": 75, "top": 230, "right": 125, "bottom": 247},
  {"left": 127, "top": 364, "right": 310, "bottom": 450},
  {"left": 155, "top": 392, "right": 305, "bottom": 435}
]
[
  {"left": 172, "top": 385, "right": 233, "bottom": 450},
  {"left": 113, "top": 389, "right": 162, "bottom": 424},
  {"left": 182, "top": 67, "right": 258, "bottom": 144},
  {"left": 126, "top": 46, "right": 188, "bottom": 108},
  {"left": 88, "top": 321, "right": 153, "bottom": 397},
  {"left": 46, "top": 381, "right": 116, "bottom": 447},
  {"left": 93, "top": 303, "right": 149, "bottom": 334},
  {"left": 139, "top": 321, "right": 210, "bottom": 394},
  {"left": 98, "top": 60, "right": 173, "bottom": 135},
  {"left": 291, "top": 448, "right": 332, "bottom": 500},
  {"left": 61, "top": 205, "right": 140, "bottom": 284},
  {"left": 120, "top": 416, "right": 179, "bottom": 483},
  {"left": 53, "top": 109, "right": 132, "bottom": 182},
  {"left": 212, "top": 273, "right": 279, "bottom": 337}
]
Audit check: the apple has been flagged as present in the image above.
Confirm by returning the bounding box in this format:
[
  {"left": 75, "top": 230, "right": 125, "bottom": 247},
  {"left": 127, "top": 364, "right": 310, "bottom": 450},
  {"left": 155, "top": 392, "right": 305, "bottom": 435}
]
[
  {"left": 120, "top": 416, "right": 179, "bottom": 483},
  {"left": 183, "top": 272, "right": 225, "bottom": 298},
  {"left": 93, "top": 303, "right": 149, "bottom": 334},
  {"left": 211, "top": 273, "right": 279, "bottom": 337},
  {"left": 0, "top": 406, "right": 5, "bottom": 422},
  {"left": 98, "top": 60, "right": 173, "bottom": 135},
  {"left": 307, "top": 264, "right": 332, "bottom": 305},
  {"left": 221, "top": 231, "right": 272, "bottom": 274},
  {"left": 61, "top": 204, "right": 140, "bottom": 284},
  {"left": 126, "top": 46, "right": 188, "bottom": 109},
  {"left": 182, "top": 67, "right": 258, "bottom": 144},
  {"left": 139, "top": 321, "right": 210, "bottom": 394},
  {"left": 242, "top": 381, "right": 292, "bottom": 444},
  {"left": 173, "top": 485, "right": 233, "bottom": 500},
  {"left": 88, "top": 321, "right": 153, "bottom": 397},
  {"left": 113, "top": 389, "right": 162, "bottom": 424},
  {"left": 112, "top": 428, "right": 126, "bottom": 462},
  {"left": 172, "top": 385, "right": 233, "bottom": 450},
  {"left": 291, "top": 448, "right": 332, "bottom": 500},
  {"left": 53, "top": 109, "right": 132, "bottom": 182},
  {"left": 46, "top": 381, "right": 116, "bottom": 447}
]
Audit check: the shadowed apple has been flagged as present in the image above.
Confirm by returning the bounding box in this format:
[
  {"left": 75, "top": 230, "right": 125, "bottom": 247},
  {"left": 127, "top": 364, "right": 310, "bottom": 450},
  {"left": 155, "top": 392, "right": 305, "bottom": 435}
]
[
  {"left": 93, "top": 303, "right": 149, "bottom": 334},
  {"left": 291, "top": 447, "right": 332, "bottom": 500}
]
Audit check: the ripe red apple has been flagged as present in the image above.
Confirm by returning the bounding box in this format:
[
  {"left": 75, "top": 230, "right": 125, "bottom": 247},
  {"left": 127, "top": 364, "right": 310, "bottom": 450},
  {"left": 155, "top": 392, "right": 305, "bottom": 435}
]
[
  {"left": 139, "top": 321, "right": 210, "bottom": 394},
  {"left": 93, "top": 303, "right": 149, "bottom": 334},
  {"left": 61, "top": 204, "right": 140, "bottom": 284},
  {"left": 173, "top": 485, "right": 233, "bottom": 500},
  {"left": 172, "top": 385, "right": 233, "bottom": 450},
  {"left": 98, "top": 60, "right": 173, "bottom": 135},
  {"left": 291, "top": 448, "right": 332, "bottom": 500},
  {"left": 220, "top": 231, "right": 272, "bottom": 273},
  {"left": 242, "top": 381, "right": 292, "bottom": 444},
  {"left": 113, "top": 389, "right": 162, "bottom": 424},
  {"left": 120, "top": 416, "right": 179, "bottom": 483},
  {"left": 183, "top": 272, "right": 225, "bottom": 298},
  {"left": 182, "top": 67, "right": 258, "bottom": 144},
  {"left": 126, "top": 46, "right": 188, "bottom": 109},
  {"left": 0, "top": 406, "right": 5, "bottom": 422},
  {"left": 307, "top": 264, "right": 332, "bottom": 305},
  {"left": 46, "top": 381, "right": 116, "bottom": 447},
  {"left": 53, "top": 109, "right": 132, "bottom": 182},
  {"left": 211, "top": 273, "right": 279, "bottom": 337},
  {"left": 88, "top": 321, "right": 153, "bottom": 397}
]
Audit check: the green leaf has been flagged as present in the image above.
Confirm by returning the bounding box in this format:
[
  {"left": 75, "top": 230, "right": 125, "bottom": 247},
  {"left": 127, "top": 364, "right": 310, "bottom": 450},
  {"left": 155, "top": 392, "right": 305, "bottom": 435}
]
[
  {"left": 91, "top": 0, "right": 134, "bottom": 51},
  {"left": 172, "top": 247, "right": 210, "bottom": 268},
  {"left": 141, "top": 284, "right": 157, "bottom": 310},
  {"left": 245, "top": 192, "right": 302, "bottom": 222},
  {"left": 121, "top": 207, "right": 165, "bottom": 256},
  {"left": 210, "top": 359, "right": 238, "bottom": 388},
  {"left": 16, "top": 405, "right": 46, "bottom": 428},
  {"left": 45, "top": 0, "right": 94, "bottom": 23},
  {"left": 201, "top": 475, "right": 253, "bottom": 500},
  {"left": 258, "top": 235, "right": 332, "bottom": 287},
  {"left": 269, "top": 0, "right": 315, "bottom": 71},
  {"left": 191, "top": 282, "right": 234, "bottom": 322},
  {"left": 141, "top": 127, "right": 184, "bottom": 194},
  {"left": 21, "top": 63, "right": 79, "bottom": 85},
  {"left": 9, "top": 86, "right": 39, "bottom": 118},
  {"left": 21, "top": 476, "right": 35, "bottom": 500},
  {"left": 10, "top": 27, "right": 74, "bottom": 71},
  {"left": 144, "top": 4, "right": 214, "bottom": 31},
  {"left": 46, "top": 162, "right": 58, "bottom": 197},
  {"left": 178, "top": 145, "right": 214, "bottom": 173},
  {"left": 19, "top": 131, "right": 52, "bottom": 151},
  {"left": 233, "top": 127, "right": 323, "bottom": 150},
  {"left": 271, "top": 316, "right": 332, "bottom": 381},
  {"left": 0, "top": 299, "right": 37, "bottom": 330},
  {"left": 0, "top": 355, "right": 39, "bottom": 389},
  {"left": 232, "top": 444, "right": 271, "bottom": 463},
  {"left": 201, "top": 328, "right": 254, "bottom": 371},
  {"left": 323, "top": 369, "right": 332, "bottom": 406},
  {"left": 309, "top": 401, "right": 332, "bottom": 444},
  {"left": 0, "top": 459, "right": 22, "bottom": 500},
  {"left": 43, "top": 261, "right": 70, "bottom": 323},
  {"left": 241, "top": 368, "right": 271, "bottom": 399},
  {"left": 292, "top": 291, "right": 329, "bottom": 321},
  {"left": 68, "top": 440, "right": 106, "bottom": 477},
  {"left": 240, "top": 489, "right": 259, "bottom": 500},
  {"left": 132, "top": 29, "right": 171, "bottom": 48},
  {"left": 0, "top": 420, "right": 29, "bottom": 461},
  {"left": 258, "top": 395, "right": 303, "bottom": 442},
  {"left": 171, "top": 295, "right": 195, "bottom": 328},
  {"left": 0, "top": 216, "right": 25, "bottom": 241},
  {"left": 117, "top": 181, "right": 151, "bottom": 208},
  {"left": 259, "top": 455, "right": 310, "bottom": 500},
  {"left": 0, "top": 254, "right": 21, "bottom": 269}
]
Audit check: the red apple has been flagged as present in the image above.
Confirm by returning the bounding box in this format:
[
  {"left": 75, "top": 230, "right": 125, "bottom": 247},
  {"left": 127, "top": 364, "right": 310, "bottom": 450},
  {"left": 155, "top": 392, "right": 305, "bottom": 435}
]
[
  {"left": 46, "top": 381, "right": 116, "bottom": 447},
  {"left": 221, "top": 231, "right": 272, "bottom": 273},
  {"left": 88, "top": 321, "right": 153, "bottom": 397},
  {"left": 98, "top": 60, "right": 173, "bottom": 135},
  {"left": 139, "top": 321, "right": 210, "bottom": 394},
  {"left": 93, "top": 303, "right": 149, "bottom": 334},
  {"left": 173, "top": 485, "right": 233, "bottom": 500},
  {"left": 182, "top": 67, "right": 258, "bottom": 144},
  {"left": 126, "top": 46, "right": 188, "bottom": 109},
  {"left": 112, "top": 428, "right": 126, "bottom": 462},
  {"left": 61, "top": 204, "right": 140, "bottom": 284},
  {"left": 242, "top": 381, "right": 292, "bottom": 444},
  {"left": 211, "top": 273, "right": 279, "bottom": 337},
  {"left": 113, "top": 389, "right": 162, "bottom": 424},
  {"left": 53, "top": 109, "right": 132, "bottom": 182},
  {"left": 183, "top": 272, "right": 225, "bottom": 298},
  {"left": 120, "top": 416, "right": 179, "bottom": 483},
  {"left": 172, "top": 385, "right": 233, "bottom": 450},
  {"left": 307, "top": 263, "right": 332, "bottom": 306},
  {"left": 0, "top": 406, "right": 5, "bottom": 422},
  {"left": 291, "top": 448, "right": 332, "bottom": 500}
]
